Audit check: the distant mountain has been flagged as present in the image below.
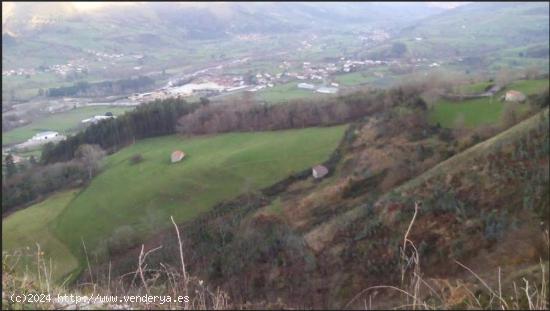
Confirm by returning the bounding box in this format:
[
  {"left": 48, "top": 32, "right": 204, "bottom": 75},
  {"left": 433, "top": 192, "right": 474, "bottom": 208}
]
[
  {"left": 2, "top": 2, "right": 447, "bottom": 70},
  {"left": 398, "top": 2, "right": 549, "bottom": 55},
  {"left": 1, "top": 2, "right": 79, "bottom": 35},
  {"left": 360, "top": 2, "right": 550, "bottom": 64},
  {"left": 3, "top": 2, "right": 445, "bottom": 37}
]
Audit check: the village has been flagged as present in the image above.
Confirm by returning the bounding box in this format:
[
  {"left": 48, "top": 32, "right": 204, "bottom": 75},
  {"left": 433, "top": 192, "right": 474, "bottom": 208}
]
[
  {"left": 124, "top": 53, "right": 430, "bottom": 103},
  {"left": 1, "top": 26, "right": 466, "bottom": 160},
  {"left": 2, "top": 50, "right": 145, "bottom": 79}
]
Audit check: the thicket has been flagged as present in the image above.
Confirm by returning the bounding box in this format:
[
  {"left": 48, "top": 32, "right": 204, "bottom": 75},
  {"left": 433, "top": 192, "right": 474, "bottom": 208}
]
[
  {"left": 177, "top": 87, "right": 427, "bottom": 135},
  {"left": 2, "top": 160, "right": 87, "bottom": 213}
]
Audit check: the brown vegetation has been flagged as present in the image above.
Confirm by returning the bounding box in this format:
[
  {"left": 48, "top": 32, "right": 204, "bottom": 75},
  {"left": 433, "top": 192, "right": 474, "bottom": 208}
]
[{"left": 177, "top": 86, "right": 427, "bottom": 136}]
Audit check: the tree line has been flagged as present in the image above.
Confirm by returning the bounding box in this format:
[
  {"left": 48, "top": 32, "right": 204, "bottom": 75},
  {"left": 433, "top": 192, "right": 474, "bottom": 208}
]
[
  {"left": 41, "top": 97, "right": 201, "bottom": 164},
  {"left": 8, "top": 85, "right": 428, "bottom": 212},
  {"left": 46, "top": 76, "right": 155, "bottom": 97},
  {"left": 177, "top": 87, "right": 427, "bottom": 135}
]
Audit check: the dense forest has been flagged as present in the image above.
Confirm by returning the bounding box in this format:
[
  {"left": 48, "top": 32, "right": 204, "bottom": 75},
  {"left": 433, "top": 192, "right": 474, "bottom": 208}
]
[{"left": 41, "top": 97, "right": 200, "bottom": 163}]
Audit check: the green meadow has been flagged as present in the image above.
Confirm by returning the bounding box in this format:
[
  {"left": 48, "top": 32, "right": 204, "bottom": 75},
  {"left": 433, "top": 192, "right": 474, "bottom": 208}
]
[
  {"left": 2, "top": 125, "right": 346, "bottom": 279},
  {"left": 430, "top": 78, "right": 548, "bottom": 128},
  {"left": 334, "top": 71, "right": 375, "bottom": 86},
  {"left": 2, "top": 106, "right": 134, "bottom": 146},
  {"left": 2, "top": 190, "right": 80, "bottom": 282},
  {"left": 255, "top": 82, "right": 327, "bottom": 104}
]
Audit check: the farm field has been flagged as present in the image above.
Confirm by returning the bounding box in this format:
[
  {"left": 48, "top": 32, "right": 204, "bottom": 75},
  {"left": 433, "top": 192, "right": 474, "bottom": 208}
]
[
  {"left": 2, "top": 106, "right": 134, "bottom": 146},
  {"left": 255, "top": 82, "right": 327, "bottom": 104},
  {"left": 334, "top": 71, "right": 375, "bottom": 86},
  {"left": 430, "top": 78, "right": 548, "bottom": 128},
  {"left": 2, "top": 190, "right": 80, "bottom": 282},
  {"left": 507, "top": 78, "right": 549, "bottom": 95},
  {"left": 42, "top": 125, "right": 346, "bottom": 270},
  {"left": 455, "top": 81, "right": 493, "bottom": 94}
]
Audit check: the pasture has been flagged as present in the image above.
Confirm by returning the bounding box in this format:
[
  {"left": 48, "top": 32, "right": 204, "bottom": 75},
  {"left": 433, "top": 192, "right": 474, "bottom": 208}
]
[
  {"left": 430, "top": 78, "right": 548, "bottom": 128},
  {"left": 42, "top": 126, "right": 346, "bottom": 268},
  {"left": 255, "top": 82, "right": 325, "bottom": 103},
  {"left": 2, "top": 190, "right": 80, "bottom": 282}
]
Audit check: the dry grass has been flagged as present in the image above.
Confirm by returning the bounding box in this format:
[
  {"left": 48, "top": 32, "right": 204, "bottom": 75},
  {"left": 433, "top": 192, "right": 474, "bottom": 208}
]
[
  {"left": 345, "top": 202, "right": 550, "bottom": 310},
  {"left": 3, "top": 205, "right": 548, "bottom": 310},
  {"left": 2, "top": 215, "right": 230, "bottom": 310}
]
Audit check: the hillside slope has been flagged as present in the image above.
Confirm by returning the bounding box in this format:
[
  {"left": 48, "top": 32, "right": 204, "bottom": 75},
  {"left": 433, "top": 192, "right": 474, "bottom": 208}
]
[
  {"left": 110, "top": 108, "right": 549, "bottom": 308},
  {"left": 366, "top": 2, "right": 549, "bottom": 72},
  {"left": 401, "top": 2, "right": 549, "bottom": 54},
  {"left": 3, "top": 126, "right": 346, "bottom": 284},
  {"left": 2, "top": 2, "right": 442, "bottom": 70}
]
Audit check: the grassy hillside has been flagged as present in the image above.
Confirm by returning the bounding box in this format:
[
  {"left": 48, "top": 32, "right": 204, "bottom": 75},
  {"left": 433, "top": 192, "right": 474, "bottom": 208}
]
[
  {"left": 99, "top": 103, "right": 548, "bottom": 308},
  {"left": 429, "top": 78, "right": 548, "bottom": 128},
  {"left": 2, "top": 106, "right": 134, "bottom": 146},
  {"left": 2, "top": 190, "right": 79, "bottom": 282},
  {"left": 362, "top": 2, "right": 550, "bottom": 76},
  {"left": 400, "top": 107, "right": 548, "bottom": 192},
  {"left": 48, "top": 126, "right": 345, "bottom": 268},
  {"left": 399, "top": 2, "right": 549, "bottom": 55}
]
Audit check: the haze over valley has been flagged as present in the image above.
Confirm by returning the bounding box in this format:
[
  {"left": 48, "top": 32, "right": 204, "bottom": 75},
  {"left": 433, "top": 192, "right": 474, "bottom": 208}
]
[{"left": 2, "top": 2, "right": 549, "bottom": 310}]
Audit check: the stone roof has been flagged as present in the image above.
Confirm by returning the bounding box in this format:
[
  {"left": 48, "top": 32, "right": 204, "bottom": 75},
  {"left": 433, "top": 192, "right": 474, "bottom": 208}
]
[
  {"left": 171, "top": 150, "right": 186, "bottom": 163},
  {"left": 312, "top": 164, "right": 329, "bottom": 178}
]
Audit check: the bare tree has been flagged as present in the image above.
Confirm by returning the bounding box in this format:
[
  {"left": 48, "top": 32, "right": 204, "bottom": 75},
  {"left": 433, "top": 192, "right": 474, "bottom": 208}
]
[
  {"left": 495, "top": 68, "right": 514, "bottom": 88},
  {"left": 75, "top": 144, "right": 106, "bottom": 180}
]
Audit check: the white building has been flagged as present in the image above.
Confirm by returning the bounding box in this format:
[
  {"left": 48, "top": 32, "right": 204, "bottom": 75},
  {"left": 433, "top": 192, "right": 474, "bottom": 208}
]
[
  {"left": 30, "top": 131, "right": 61, "bottom": 142},
  {"left": 82, "top": 115, "right": 116, "bottom": 124},
  {"left": 316, "top": 86, "right": 338, "bottom": 94},
  {"left": 298, "top": 83, "right": 315, "bottom": 90}
]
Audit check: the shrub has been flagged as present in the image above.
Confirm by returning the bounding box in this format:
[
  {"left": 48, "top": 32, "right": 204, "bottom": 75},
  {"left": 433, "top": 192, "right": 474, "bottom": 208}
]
[
  {"left": 438, "top": 128, "right": 454, "bottom": 142},
  {"left": 500, "top": 102, "right": 519, "bottom": 129},
  {"left": 481, "top": 209, "right": 509, "bottom": 243},
  {"left": 2, "top": 161, "right": 87, "bottom": 213}
]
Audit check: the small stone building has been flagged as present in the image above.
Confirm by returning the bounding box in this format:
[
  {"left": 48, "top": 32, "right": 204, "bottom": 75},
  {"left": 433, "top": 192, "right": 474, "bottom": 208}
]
[
  {"left": 171, "top": 150, "right": 186, "bottom": 163},
  {"left": 312, "top": 164, "right": 329, "bottom": 179},
  {"left": 504, "top": 90, "right": 526, "bottom": 102}
]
